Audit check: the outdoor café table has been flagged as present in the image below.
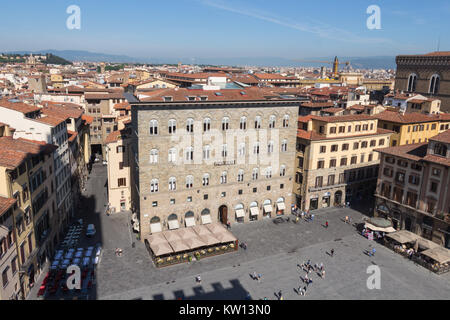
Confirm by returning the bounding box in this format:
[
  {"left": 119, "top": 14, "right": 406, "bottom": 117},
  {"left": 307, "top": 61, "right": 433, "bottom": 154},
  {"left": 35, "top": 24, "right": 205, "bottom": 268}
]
[
  {"left": 85, "top": 249, "right": 93, "bottom": 257},
  {"left": 75, "top": 251, "right": 83, "bottom": 259},
  {"left": 51, "top": 261, "right": 60, "bottom": 269},
  {"left": 87, "top": 246, "right": 94, "bottom": 251},
  {"left": 73, "top": 258, "right": 81, "bottom": 266}
]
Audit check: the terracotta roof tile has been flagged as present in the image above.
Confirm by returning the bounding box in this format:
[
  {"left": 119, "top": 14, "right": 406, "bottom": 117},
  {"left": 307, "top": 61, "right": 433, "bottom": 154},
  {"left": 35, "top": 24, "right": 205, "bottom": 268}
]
[{"left": 0, "top": 196, "right": 16, "bottom": 216}]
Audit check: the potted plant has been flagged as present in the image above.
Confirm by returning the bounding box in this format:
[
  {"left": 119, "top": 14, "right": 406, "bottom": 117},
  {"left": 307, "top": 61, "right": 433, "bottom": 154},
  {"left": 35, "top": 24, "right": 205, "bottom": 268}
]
[
  {"left": 194, "top": 252, "right": 201, "bottom": 260},
  {"left": 188, "top": 255, "right": 193, "bottom": 262}
]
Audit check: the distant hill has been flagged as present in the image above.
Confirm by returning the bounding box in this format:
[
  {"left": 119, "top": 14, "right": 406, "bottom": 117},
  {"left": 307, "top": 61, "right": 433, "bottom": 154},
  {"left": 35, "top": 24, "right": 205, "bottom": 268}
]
[{"left": 5, "top": 49, "right": 396, "bottom": 69}]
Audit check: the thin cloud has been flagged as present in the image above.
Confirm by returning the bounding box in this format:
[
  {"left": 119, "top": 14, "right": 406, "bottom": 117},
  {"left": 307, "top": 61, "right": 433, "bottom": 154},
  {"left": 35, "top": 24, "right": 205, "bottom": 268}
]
[{"left": 199, "top": 0, "right": 394, "bottom": 45}]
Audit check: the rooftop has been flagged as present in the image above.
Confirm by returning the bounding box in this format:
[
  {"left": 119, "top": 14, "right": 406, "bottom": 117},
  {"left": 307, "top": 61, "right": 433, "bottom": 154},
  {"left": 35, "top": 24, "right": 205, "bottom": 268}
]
[
  {"left": 0, "top": 196, "right": 16, "bottom": 217},
  {"left": 0, "top": 136, "right": 57, "bottom": 170}
]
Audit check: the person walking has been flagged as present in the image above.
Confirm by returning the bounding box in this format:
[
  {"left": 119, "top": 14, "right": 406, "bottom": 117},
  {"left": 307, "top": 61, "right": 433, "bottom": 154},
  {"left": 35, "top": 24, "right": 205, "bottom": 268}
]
[
  {"left": 330, "top": 248, "right": 335, "bottom": 257},
  {"left": 325, "top": 221, "right": 329, "bottom": 228},
  {"left": 372, "top": 248, "right": 376, "bottom": 257},
  {"left": 321, "top": 269, "right": 326, "bottom": 279},
  {"left": 257, "top": 273, "right": 262, "bottom": 283},
  {"left": 311, "top": 213, "right": 315, "bottom": 221},
  {"left": 345, "top": 216, "right": 349, "bottom": 224}
]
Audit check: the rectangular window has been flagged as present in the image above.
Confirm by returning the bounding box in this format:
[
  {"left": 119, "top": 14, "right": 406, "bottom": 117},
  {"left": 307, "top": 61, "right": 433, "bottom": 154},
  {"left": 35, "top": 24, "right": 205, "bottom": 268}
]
[
  {"left": 118, "top": 178, "right": 126, "bottom": 187},
  {"left": 315, "top": 176, "right": 323, "bottom": 188},
  {"left": 329, "top": 159, "right": 336, "bottom": 167},
  {"left": 317, "top": 160, "right": 325, "bottom": 169},
  {"left": 320, "top": 146, "right": 326, "bottom": 153},
  {"left": 351, "top": 156, "right": 357, "bottom": 165}
]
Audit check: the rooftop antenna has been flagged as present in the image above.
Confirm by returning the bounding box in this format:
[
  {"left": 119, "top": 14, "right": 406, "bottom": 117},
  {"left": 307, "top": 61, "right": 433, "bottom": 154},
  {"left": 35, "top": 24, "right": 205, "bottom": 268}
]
[{"left": 437, "top": 35, "right": 441, "bottom": 52}]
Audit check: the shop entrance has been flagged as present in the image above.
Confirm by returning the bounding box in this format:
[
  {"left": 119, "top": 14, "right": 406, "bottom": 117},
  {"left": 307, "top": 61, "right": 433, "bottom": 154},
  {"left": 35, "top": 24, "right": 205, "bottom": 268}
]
[{"left": 219, "top": 205, "right": 228, "bottom": 225}]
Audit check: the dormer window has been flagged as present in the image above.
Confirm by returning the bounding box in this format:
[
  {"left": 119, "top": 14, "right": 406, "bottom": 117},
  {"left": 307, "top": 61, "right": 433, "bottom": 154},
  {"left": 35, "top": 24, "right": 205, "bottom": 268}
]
[
  {"left": 433, "top": 143, "right": 447, "bottom": 157},
  {"left": 199, "top": 96, "right": 208, "bottom": 101},
  {"left": 187, "top": 96, "right": 196, "bottom": 101},
  {"left": 163, "top": 96, "right": 173, "bottom": 102}
]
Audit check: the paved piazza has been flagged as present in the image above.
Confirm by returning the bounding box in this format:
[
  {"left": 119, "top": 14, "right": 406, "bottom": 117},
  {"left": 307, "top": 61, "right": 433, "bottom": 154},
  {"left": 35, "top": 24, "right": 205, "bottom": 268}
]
[
  {"left": 97, "top": 208, "right": 450, "bottom": 300},
  {"left": 30, "top": 165, "right": 450, "bottom": 300}
]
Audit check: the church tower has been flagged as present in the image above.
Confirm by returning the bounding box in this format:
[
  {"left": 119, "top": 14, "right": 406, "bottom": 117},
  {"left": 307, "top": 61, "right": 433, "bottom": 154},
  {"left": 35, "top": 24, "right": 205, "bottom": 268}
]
[{"left": 332, "top": 56, "right": 339, "bottom": 78}]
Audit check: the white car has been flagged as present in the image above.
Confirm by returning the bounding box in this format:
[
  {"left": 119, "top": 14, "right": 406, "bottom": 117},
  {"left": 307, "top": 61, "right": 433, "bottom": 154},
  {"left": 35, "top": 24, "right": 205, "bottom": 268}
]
[{"left": 86, "top": 224, "right": 96, "bottom": 237}]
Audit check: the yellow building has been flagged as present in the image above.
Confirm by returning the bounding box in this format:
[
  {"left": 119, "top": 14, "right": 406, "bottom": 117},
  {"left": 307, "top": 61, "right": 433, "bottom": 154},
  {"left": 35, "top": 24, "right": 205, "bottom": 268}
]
[
  {"left": 373, "top": 110, "right": 443, "bottom": 146},
  {"left": 0, "top": 136, "right": 57, "bottom": 298},
  {"left": 295, "top": 114, "right": 393, "bottom": 210}
]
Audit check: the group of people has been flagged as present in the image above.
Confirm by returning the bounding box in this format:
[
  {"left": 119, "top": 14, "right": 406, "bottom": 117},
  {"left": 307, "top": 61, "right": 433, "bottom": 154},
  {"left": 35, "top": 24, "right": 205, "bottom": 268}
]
[
  {"left": 251, "top": 272, "right": 263, "bottom": 283},
  {"left": 115, "top": 248, "right": 123, "bottom": 256},
  {"left": 296, "top": 259, "right": 326, "bottom": 296}
]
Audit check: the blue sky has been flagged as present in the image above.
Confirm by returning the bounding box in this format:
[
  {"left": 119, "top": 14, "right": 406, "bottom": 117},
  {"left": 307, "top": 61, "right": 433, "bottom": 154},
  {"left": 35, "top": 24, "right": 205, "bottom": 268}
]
[{"left": 0, "top": 0, "right": 449, "bottom": 59}]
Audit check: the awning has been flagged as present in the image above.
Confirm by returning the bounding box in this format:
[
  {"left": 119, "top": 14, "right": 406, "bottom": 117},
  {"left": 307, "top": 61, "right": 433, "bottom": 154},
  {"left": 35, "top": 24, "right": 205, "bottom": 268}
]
[
  {"left": 168, "top": 219, "right": 180, "bottom": 230},
  {"left": 263, "top": 205, "right": 272, "bottom": 213},
  {"left": 168, "top": 239, "right": 190, "bottom": 252},
  {"left": 177, "top": 227, "right": 197, "bottom": 240},
  {"left": 162, "top": 230, "right": 181, "bottom": 242},
  {"left": 364, "top": 223, "right": 396, "bottom": 233},
  {"left": 235, "top": 209, "right": 245, "bottom": 218},
  {"left": 201, "top": 214, "right": 212, "bottom": 225},
  {"left": 192, "top": 225, "right": 211, "bottom": 236},
  {"left": 146, "top": 232, "right": 166, "bottom": 245},
  {"left": 420, "top": 247, "right": 450, "bottom": 264},
  {"left": 199, "top": 234, "right": 220, "bottom": 246},
  {"left": 385, "top": 230, "right": 419, "bottom": 244},
  {"left": 206, "top": 223, "right": 227, "bottom": 235},
  {"left": 214, "top": 232, "right": 237, "bottom": 243},
  {"left": 150, "top": 223, "right": 162, "bottom": 233},
  {"left": 150, "top": 242, "right": 173, "bottom": 256},
  {"left": 277, "top": 202, "right": 286, "bottom": 210},
  {"left": 185, "top": 217, "right": 196, "bottom": 227},
  {"left": 184, "top": 236, "right": 206, "bottom": 250},
  {"left": 250, "top": 207, "right": 259, "bottom": 216}
]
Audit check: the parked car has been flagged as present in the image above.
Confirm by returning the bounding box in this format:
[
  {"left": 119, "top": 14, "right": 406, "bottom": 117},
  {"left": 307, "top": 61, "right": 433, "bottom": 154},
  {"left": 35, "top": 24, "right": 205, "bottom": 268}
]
[{"left": 86, "top": 224, "right": 96, "bottom": 237}]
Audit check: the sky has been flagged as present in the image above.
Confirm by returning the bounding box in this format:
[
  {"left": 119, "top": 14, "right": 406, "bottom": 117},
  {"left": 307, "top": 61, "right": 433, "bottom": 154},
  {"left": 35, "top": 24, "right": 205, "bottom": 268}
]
[{"left": 0, "top": 0, "right": 449, "bottom": 59}]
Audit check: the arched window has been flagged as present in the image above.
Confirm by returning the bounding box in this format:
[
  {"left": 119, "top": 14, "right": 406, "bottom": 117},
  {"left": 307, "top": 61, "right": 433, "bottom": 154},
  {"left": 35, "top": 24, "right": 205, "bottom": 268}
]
[
  {"left": 168, "top": 213, "right": 177, "bottom": 220},
  {"left": 202, "top": 173, "right": 210, "bottom": 186},
  {"left": 185, "top": 146, "right": 193, "bottom": 161},
  {"left": 168, "top": 119, "right": 176, "bottom": 134},
  {"left": 168, "top": 148, "right": 177, "bottom": 163},
  {"left": 186, "top": 175, "right": 193, "bottom": 189},
  {"left": 150, "top": 179, "right": 159, "bottom": 193},
  {"left": 203, "top": 145, "right": 211, "bottom": 160},
  {"left": 265, "top": 167, "right": 272, "bottom": 179},
  {"left": 254, "top": 116, "right": 261, "bottom": 129},
  {"left": 221, "top": 144, "right": 228, "bottom": 157},
  {"left": 269, "top": 115, "right": 276, "bottom": 128},
  {"left": 253, "top": 142, "right": 260, "bottom": 154},
  {"left": 220, "top": 171, "right": 227, "bottom": 184},
  {"left": 407, "top": 73, "right": 417, "bottom": 92},
  {"left": 240, "top": 116, "right": 247, "bottom": 130},
  {"left": 149, "top": 119, "right": 158, "bottom": 135},
  {"left": 186, "top": 118, "right": 194, "bottom": 133},
  {"left": 149, "top": 149, "right": 158, "bottom": 164},
  {"left": 237, "top": 169, "right": 244, "bottom": 182},
  {"left": 281, "top": 139, "right": 288, "bottom": 152},
  {"left": 283, "top": 115, "right": 289, "bottom": 128},
  {"left": 203, "top": 118, "right": 211, "bottom": 132},
  {"left": 429, "top": 74, "right": 440, "bottom": 94},
  {"left": 252, "top": 168, "right": 259, "bottom": 180},
  {"left": 267, "top": 141, "right": 274, "bottom": 154},
  {"left": 168, "top": 177, "right": 176, "bottom": 191},
  {"left": 150, "top": 216, "right": 160, "bottom": 224},
  {"left": 280, "top": 165, "right": 286, "bottom": 177},
  {"left": 238, "top": 143, "right": 246, "bottom": 157},
  {"left": 222, "top": 117, "right": 230, "bottom": 131}
]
